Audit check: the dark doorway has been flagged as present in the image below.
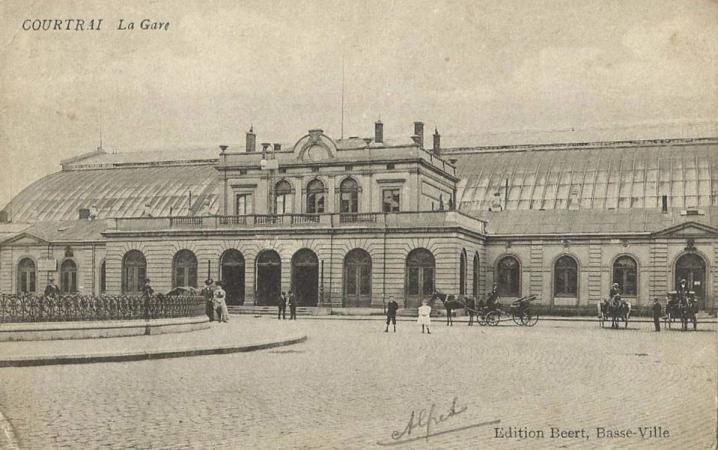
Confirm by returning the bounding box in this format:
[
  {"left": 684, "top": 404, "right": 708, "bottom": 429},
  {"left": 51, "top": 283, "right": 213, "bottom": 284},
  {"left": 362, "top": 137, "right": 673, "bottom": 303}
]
[
  {"left": 221, "top": 249, "right": 245, "bottom": 305},
  {"left": 675, "top": 253, "right": 706, "bottom": 310},
  {"left": 405, "top": 248, "right": 435, "bottom": 308},
  {"left": 344, "top": 249, "right": 371, "bottom": 306},
  {"left": 256, "top": 250, "right": 281, "bottom": 306},
  {"left": 292, "top": 249, "right": 319, "bottom": 306}
]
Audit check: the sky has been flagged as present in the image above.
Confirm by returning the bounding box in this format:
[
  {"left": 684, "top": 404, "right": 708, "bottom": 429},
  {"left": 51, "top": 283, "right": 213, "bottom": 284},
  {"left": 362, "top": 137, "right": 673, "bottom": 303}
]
[{"left": 1, "top": 0, "right": 717, "bottom": 208}]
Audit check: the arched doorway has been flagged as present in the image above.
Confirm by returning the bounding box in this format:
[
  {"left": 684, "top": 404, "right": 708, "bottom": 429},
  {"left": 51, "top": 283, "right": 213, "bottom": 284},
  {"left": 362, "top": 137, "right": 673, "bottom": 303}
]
[
  {"left": 256, "top": 250, "right": 281, "bottom": 306},
  {"left": 60, "top": 259, "right": 78, "bottom": 294},
  {"left": 344, "top": 249, "right": 371, "bottom": 306},
  {"left": 122, "top": 250, "right": 146, "bottom": 294},
  {"left": 406, "top": 248, "right": 435, "bottom": 308},
  {"left": 675, "top": 253, "right": 707, "bottom": 310},
  {"left": 292, "top": 249, "right": 319, "bottom": 306},
  {"left": 221, "top": 249, "right": 245, "bottom": 305}
]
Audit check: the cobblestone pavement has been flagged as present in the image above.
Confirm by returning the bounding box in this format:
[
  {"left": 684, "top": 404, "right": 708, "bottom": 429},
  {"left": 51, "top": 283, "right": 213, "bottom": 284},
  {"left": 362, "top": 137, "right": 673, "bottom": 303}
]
[{"left": 0, "top": 317, "right": 715, "bottom": 450}]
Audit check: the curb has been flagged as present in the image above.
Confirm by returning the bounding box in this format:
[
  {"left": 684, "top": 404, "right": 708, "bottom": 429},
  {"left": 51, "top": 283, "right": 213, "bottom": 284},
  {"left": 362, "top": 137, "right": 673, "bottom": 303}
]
[{"left": 0, "top": 334, "right": 307, "bottom": 368}]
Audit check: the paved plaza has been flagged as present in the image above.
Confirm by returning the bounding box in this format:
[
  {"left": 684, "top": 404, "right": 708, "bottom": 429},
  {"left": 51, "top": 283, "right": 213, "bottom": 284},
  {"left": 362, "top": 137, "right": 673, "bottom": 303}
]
[{"left": 0, "top": 317, "right": 715, "bottom": 450}]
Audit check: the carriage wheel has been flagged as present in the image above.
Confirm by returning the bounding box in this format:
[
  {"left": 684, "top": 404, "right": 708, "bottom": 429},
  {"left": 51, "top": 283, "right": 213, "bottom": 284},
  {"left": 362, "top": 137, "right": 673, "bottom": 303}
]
[
  {"left": 522, "top": 311, "right": 539, "bottom": 327},
  {"left": 477, "top": 314, "right": 487, "bottom": 326},
  {"left": 486, "top": 311, "right": 500, "bottom": 326},
  {"left": 511, "top": 312, "right": 522, "bottom": 326}
]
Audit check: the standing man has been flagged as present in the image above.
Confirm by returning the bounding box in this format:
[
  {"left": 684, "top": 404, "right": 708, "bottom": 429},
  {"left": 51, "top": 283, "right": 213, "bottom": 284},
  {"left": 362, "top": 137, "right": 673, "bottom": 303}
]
[
  {"left": 44, "top": 278, "right": 60, "bottom": 298},
  {"left": 385, "top": 296, "right": 399, "bottom": 332},
  {"left": 203, "top": 278, "right": 216, "bottom": 322},
  {"left": 142, "top": 278, "right": 154, "bottom": 298},
  {"left": 652, "top": 297, "right": 662, "bottom": 332},
  {"left": 278, "top": 291, "right": 287, "bottom": 320},
  {"left": 486, "top": 283, "right": 499, "bottom": 311},
  {"left": 288, "top": 290, "right": 297, "bottom": 320},
  {"left": 609, "top": 283, "right": 621, "bottom": 301}
]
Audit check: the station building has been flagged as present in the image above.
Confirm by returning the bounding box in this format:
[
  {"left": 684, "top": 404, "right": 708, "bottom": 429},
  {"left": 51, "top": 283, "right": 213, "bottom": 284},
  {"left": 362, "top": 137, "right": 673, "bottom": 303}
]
[{"left": 1, "top": 121, "right": 716, "bottom": 313}]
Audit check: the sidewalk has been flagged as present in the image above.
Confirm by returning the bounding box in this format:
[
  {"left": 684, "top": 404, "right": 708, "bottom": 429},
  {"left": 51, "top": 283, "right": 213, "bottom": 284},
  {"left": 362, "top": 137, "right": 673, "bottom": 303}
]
[{"left": 0, "top": 320, "right": 306, "bottom": 367}]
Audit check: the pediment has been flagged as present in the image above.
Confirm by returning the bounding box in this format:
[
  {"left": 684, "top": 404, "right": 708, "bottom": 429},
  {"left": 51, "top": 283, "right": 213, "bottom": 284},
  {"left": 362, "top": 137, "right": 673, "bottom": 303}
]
[
  {"left": 294, "top": 129, "right": 337, "bottom": 161},
  {"left": 653, "top": 221, "right": 718, "bottom": 238},
  {"left": 1, "top": 233, "right": 49, "bottom": 246}
]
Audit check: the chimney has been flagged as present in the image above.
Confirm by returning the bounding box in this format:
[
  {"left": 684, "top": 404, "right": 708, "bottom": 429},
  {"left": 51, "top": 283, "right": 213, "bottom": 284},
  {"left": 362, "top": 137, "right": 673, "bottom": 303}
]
[
  {"left": 374, "top": 120, "right": 383, "bottom": 143},
  {"left": 273, "top": 143, "right": 281, "bottom": 152},
  {"left": 661, "top": 195, "right": 668, "bottom": 213},
  {"left": 78, "top": 208, "right": 90, "bottom": 220},
  {"left": 245, "top": 126, "right": 256, "bottom": 153},
  {"left": 413, "top": 121, "right": 424, "bottom": 148},
  {"left": 433, "top": 128, "right": 441, "bottom": 156},
  {"left": 411, "top": 135, "right": 421, "bottom": 145}
]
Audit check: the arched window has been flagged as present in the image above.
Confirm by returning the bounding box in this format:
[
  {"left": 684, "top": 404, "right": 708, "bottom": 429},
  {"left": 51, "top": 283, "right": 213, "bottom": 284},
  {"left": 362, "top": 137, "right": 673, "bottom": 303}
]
[
  {"left": 173, "top": 250, "right": 198, "bottom": 288},
  {"left": 221, "top": 249, "right": 245, "bottom": 305},
  {"left": 613, "top": 256, "right": 637, "bottom": 296},
  {"left": 339, "top": 178, "right": 359, "bottom": 214},
  {"left": 292, "top": 249, "right": 319, "bottom": 306},
  {"left": 60, "top": 259, "right": 78, "bottom": 294},
  {"left": 675, "top": 253, "right": 706, "bottom": 307},
  {"left": 496, "top": 256, "right": 520, "bottom": 297},
  {"left": 554, "top": 255, "right": 578, "bottom": 297},
  {"left": 472, "top": 253, "right": 480, "bottom": 298},
  {"left": 344, "top": 249, "right": 371, "bottom": 306},
  {"left": 100, "top": 260, "right": 106, "bottom": 293},
  {"left": 459, "top": 250, "right": 467, "bottom": 295},
  {"left": 122, "top": 250, "right": 146, "bottom": 294},
  {"left": 17, "top": 258, "right": 36, "bottom": 294},
  {"left": 275, "top": 180, "right": 293, "bottom": 214},
  {"left": 406, "top": 249, "right": 435, "bottom": 306},
  {"left": 306, "top": 179, "right": 325, "bottom": 214}
]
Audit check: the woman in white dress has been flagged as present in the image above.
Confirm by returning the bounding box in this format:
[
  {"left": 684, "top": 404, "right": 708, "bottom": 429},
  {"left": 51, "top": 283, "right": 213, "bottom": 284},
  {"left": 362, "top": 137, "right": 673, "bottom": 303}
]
[{"left": 417, "top": 300, "right": 431, "bottom": 334}]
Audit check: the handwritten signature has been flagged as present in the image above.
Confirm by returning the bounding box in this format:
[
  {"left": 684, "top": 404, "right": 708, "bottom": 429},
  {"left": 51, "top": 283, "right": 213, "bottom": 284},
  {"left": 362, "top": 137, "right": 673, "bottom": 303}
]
[{"left": 377, "top": 396, "right": 500, "bottom": 446}]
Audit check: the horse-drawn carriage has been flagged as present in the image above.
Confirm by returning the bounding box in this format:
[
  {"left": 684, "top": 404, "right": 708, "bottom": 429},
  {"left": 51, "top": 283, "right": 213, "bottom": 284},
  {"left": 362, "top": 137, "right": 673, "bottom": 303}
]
[
  {"left": 664, "top": 291, "right": 698, "bottom": 331},
  {"left": 431, "top": 292, "right": 539, "bottom": 327},
  {"left": 597, "top": 296, "right": 631, "bottom": 328}
]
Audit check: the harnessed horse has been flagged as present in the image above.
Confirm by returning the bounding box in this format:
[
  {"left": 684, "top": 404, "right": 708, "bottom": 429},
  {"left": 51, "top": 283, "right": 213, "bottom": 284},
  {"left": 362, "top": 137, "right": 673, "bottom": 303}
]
[
  {"left": 431, "top": 292, "right": 473, "bottom": 326},
  {"left": 679, "top": 294, "right": 698, "bottom": 331}
]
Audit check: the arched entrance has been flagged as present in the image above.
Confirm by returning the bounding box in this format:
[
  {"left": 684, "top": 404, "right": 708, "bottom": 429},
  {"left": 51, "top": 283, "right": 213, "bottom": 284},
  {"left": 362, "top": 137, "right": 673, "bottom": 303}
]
[
  {"left": 406, "top": 248, "right": 435, "bottom": 308},
  {"left": 256, "top": 250, "right": 281, "bottom": 306},
  {"left": 122, "top": 250, "right": 146, "bottom": 294},
  {"left": 292, "top": 249, "right": 319, "bottom": 306},
  {"left": 221, "top": 249, "right": 245, "bottom": 305},
  {"left": 675, "top": 253, "right": 707, "bottom": 310},
  {"left": 344, "top": 249, "right": 371, "bottom": 306}
]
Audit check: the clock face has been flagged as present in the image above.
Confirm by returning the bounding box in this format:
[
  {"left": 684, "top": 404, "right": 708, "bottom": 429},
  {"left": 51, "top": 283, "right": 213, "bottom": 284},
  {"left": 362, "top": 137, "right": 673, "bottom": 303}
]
[{"left": 307, "top": 145, "right": 328, "bottom": 161}]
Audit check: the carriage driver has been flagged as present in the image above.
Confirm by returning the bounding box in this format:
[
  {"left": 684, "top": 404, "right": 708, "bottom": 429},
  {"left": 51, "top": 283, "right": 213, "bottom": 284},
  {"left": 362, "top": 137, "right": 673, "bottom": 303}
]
[
  {"left": 486, "top": 283, "right": 499, "bottom": 311},
  {"left": 609, "top": 283, "right": 621, "bottom": 301},
  {"left": 677, "top": 278, "right": 689, "bottom": 303}
]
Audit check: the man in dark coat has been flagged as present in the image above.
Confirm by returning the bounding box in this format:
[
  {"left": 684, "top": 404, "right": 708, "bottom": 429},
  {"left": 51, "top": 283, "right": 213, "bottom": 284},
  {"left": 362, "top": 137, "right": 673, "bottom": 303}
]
[
  {"left": 44, "top": 278, "right": 60, "bottom": 298},
  {"left": 677, "top": 279, "right": 689, "bottom": 303},
  {"left": 203, "top": 279, "right": 216, "bottom": 321},
  {"left": 486, "top": 283, "right": 499, "bottom": 311},
  {"left": 288, "top": 290, "right": 297, "bottom": 320},
  {"left": 142, "top": 279, "right": 154, "bottom": 299},
  {"left": 278, "top": 291, "right": 287, "bottom": 320},
  {"left": 385, "top": 296, "right": 399, "bottom": 332},
  {"left": 652, "top": 298, "right": 662, "bottom": 332}
]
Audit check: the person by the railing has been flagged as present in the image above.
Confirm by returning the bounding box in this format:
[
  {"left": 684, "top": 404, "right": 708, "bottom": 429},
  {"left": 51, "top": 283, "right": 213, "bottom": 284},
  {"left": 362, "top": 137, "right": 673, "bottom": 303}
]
[
  {"left": 43, "top": 278, "right": 60, "bottom": 299},
  {"left": 278, "top": 291, "right": 287, "bottom": 320},
  {"left": 142, "top": 279, "right": 154, "bottom": 319},
  {"left": 213, "top": 281, "right": 229, "bottom": 323},
  {"left": 288, "top": 290, "right": 297, "bottom": 320},
  {"left": 203, "top": 278, "right": 216, "bottom": 321}
]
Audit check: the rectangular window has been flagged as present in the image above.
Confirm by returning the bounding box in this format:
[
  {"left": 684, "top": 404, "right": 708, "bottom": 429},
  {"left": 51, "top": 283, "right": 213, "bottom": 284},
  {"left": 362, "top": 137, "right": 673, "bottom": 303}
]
[
  {"left": 347, "top": 267, "right": 357, "bottom": 295},
  {"left": 383, "top": 189, "right": 400, "bottom": 212},
  {"left": 408, "top": 268, "right": 420, "bottom": 295},
  {"left": 360, "top": 265, "right": 371, "bottom": 295},
  {"left": 422, "top": 268, "right": 434, "bottom": 295},
  {"left": 236, "top": 194, "right": 253, "bottom": 215}
]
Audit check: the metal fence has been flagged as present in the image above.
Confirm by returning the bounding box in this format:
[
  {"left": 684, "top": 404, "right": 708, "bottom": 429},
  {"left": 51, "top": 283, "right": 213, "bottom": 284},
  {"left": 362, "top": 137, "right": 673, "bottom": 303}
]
[{"left": 0, "top": 294, "right": 206, "bottom": 323}]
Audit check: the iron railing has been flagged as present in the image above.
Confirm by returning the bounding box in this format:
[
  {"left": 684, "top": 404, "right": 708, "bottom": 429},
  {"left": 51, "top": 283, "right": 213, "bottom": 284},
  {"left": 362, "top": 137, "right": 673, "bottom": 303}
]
[{"left": 0, "top": 294, "right": 205, "bottom": 323}]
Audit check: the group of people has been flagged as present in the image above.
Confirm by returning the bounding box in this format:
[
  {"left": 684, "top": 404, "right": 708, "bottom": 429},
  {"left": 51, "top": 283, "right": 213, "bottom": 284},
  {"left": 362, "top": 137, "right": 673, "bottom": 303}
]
[
  {"left": 203, "top": 278, "right": 229, "bottom": 322},
  {"left": 381, "top": 295, "right": 432, "bottom": 334},
  {"left": 277, "top": 291, "right": 297, "bottom": 320}
]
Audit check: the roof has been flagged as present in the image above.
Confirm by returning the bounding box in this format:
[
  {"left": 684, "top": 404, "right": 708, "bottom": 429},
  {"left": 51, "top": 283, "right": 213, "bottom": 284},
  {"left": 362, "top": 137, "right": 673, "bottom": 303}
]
[
  {"left": 3, "top": 220, "right": 111, "bottom": 244},
  {"left": 479, "top": 207, "right": 718, "bottom": 236},
  {"left": 61, "top": 147, "right": 220, "bottom": 170},
  {"left": 3, "top": 164, "right": 220, "bottom": 222},
  {"left": 449, "top": 138, "right": 718, "bottom": 217}
]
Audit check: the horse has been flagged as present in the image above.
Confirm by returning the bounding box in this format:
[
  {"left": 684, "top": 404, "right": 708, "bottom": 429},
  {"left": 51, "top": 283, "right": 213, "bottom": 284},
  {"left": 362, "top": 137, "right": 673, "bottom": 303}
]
[
  {"left": 609, "top": 295, "right": 631, "bottom": 329},
  {"left": 599, "top": 296, "right": 630, "bottom": 329},
  {"left": 664, "top": 297, "right": 682, "bottom": 329},
  {"left": 431, "top": 292, "right": 469, "bottom": 326}
]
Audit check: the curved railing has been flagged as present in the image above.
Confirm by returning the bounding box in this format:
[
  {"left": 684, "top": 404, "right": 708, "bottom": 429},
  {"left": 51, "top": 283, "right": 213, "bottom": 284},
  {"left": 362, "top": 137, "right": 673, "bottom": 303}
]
[{"left": 0, "top": 294, "right": 205, "bottom": 323}]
